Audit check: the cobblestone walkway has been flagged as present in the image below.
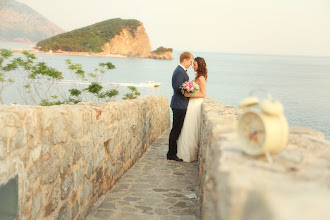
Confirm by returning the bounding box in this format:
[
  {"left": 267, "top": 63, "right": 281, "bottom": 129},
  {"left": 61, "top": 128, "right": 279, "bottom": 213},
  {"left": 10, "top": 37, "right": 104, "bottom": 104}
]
[{"left": 86, "top": 129, "right": 200, "bottom": 220}]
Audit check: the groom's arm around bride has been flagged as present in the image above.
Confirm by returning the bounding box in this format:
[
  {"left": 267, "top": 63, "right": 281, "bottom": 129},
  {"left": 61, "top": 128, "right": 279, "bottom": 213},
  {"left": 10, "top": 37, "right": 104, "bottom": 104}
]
[{"left": 167, "top": 52, "right": 194, "bottom": 162}]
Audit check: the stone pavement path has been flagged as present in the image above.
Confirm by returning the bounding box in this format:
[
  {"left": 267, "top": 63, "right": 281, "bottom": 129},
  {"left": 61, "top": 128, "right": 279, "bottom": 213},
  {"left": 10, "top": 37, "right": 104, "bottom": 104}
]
[{"left": 86, "top": 129, "right": 200, "bottom": 220}]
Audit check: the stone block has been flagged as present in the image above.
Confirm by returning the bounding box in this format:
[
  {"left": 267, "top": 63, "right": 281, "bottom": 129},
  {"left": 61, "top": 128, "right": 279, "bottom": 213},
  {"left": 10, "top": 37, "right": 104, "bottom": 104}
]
[
  {"left": 109, "top": 137, "right": 115, "bottom": 154},
  {"left": 40, "top": 133, "right": 50, "bottom": 156},
  {"left": 106, "top": 158, "right": 112, "bottom": 177},
  {"left": 40, "top": 109, "right": 53, "bottom": 130},
  {"left": 73, "top": 142, "right": 82, "bottom": 164},
  {"left": 44, "top": 184, "right": 60, "bottom": 217},
  {"left": 116, "top": 109, "right": 121, "bottom": 121},
  {"left": 2, "top": 113, "right": 20, "bottom": 127},
  {"left": 84, "top": 182, "right": 90, "bottom": 200},
  {"left": 93, "top": 185, "right": 99, "bottom": 196},
  {"left": 79, "top": 187, "right": 84, "bottom": 205},
  {"left": 0, "top": 137, "right": 7, "bottom": 160},
  {"left": 103, "top": 128, "right": 111, "bottom": 143},
  {"left": 95, "top": 166, "right": 104, "bottom": 184},
  {"left": 93, "top": 148, "right": 105, "bottom": 172},
  {"left": 61, "top": 173, "right": 74, "bottom": 200},
  {"left": 92, "top": 125, "right": 99, "bottom": 146},
  {"left": 86, "top": 159, "right": 93, "bottom": 179},
  {"left": 51, "top": 112, "right": 68, "bottom": 144},
  {"left": 72, "top": 200, "right": 79, "bottom": 219},
  {"left": 32, "top": 191, "right": 41, "bottom": 219},
  {"left": 82, "top": 110, "right": 92, "bottom": 135},
  {"left": 76, "top": 167, "right": 84, "bottom": 188},
  {"left": 31, "top": 144, "right": 41, "bottom": 162},
  {"left": 98, "top": 121, "right": 104, "bottom": 137},
  {"left": 70, "top": 109, "right": 83, "bottom": 139},
  {"left": 60, "top": 144, "right": 73, "bottom": 175},
  {"left": 26, "top": 110, "right": 38, "bottom": 137},
  {"left": 81, "top": 143, "right": 92, "bottom": 161},
  {"left": 41, "top": 153, "right": 58, "bottom": 184},
  {"left": 104, "top": 138, "right": 110, "bottom": 154},
  {"left": 27, "top": 165, "right": 40, "bottom": 186},
  {"left": 58, "top": 203, "right": 70, "bottom": 220},
  {"left": 11, "top": 126, "right": 27, "bottom": 150}
]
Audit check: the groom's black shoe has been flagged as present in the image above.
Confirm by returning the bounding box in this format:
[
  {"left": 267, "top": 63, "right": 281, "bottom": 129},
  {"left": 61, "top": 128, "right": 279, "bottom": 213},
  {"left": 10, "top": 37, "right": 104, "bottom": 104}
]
[{"left": 167, "top": 155, "right": 183, "bottom": 162}]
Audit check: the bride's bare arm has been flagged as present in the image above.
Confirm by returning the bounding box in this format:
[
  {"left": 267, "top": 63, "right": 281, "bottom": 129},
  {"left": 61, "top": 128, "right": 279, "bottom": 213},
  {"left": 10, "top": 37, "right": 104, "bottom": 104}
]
[{"left": 184, "top": 76, "right": 206, "bottom": 98}]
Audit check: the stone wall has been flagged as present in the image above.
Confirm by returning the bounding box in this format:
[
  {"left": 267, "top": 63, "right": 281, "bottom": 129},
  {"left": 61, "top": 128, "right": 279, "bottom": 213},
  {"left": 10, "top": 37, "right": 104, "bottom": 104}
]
[
  {"left": 0, "top": 96, "right": 170, "bottom": 220},
  {"left": 199, "top": 97, "right": 330, "bottom": 220}
]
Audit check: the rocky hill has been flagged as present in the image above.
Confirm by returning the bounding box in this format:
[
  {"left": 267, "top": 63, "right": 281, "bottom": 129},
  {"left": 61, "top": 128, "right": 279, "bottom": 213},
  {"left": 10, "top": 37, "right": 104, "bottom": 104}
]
[
  {"left": 0, "top": 0, "right": 65, "bottom": 43},
  {"left": 37, "top": 18, "right": 173, "bottom": 60}
]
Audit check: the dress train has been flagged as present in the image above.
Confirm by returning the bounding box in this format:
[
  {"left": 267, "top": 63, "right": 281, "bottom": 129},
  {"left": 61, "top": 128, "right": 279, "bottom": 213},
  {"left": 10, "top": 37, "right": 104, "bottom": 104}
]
[{"left": 177, "top": 98, "right": 203, "bottom": 162}]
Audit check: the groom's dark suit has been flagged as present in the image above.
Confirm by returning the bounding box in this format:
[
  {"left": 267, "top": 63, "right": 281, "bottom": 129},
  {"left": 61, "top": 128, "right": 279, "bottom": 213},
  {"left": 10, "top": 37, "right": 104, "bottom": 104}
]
[{"left": 168, "top": 65, "right": 190, "bottom": 160}]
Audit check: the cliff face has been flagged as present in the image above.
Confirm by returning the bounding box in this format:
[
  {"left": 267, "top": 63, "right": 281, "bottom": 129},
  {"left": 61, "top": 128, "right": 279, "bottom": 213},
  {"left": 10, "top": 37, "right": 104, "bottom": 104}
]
[
  {"left": 102, "top": 24, "right": 152, "bottom": 57},
  {"left": 101, "top": 22, "right": 173, "bottom": 60},
  {"left": 0, "top": 0, "right": 65, "bottom": 42}
]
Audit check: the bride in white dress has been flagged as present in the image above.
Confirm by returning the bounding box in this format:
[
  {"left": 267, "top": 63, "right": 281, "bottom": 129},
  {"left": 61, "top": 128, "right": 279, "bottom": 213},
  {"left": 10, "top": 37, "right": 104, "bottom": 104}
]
[{"left": 177, "top": 57, "right": 208, "bottom": 162}]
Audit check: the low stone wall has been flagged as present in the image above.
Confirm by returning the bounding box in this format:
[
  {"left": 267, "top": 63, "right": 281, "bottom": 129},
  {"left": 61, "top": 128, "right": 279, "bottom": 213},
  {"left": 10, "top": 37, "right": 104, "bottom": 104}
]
[
  {"left": 0, "top": 96, "right": 170, "bottom": 220},
  {"left": 199, "top": 98, "right": 330, "bottom": 220}
]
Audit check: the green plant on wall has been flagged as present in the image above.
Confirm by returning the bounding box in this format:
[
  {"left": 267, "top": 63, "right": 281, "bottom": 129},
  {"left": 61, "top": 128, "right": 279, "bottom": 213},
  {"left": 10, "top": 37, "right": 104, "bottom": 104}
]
[
  {"left": 0, "top": 49, "right": 141, "bottom": 106},
  {"left": 122, "top": 86, "right": 141, "bottom": 100},
  {"left": 1, "top": 50, "right": 63, "bottom": 105},
  {"left": 0, "top": 49, "right": 15, "bottom": 104},
  {"left": 64, "top": 59, "right": 118, "bottom": 104}
]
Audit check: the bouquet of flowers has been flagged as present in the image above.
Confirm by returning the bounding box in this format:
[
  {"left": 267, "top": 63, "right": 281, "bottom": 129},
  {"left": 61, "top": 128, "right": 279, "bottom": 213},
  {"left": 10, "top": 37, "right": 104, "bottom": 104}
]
[{"left": 180, "top": 81, "right": 200, "bottom": 97}]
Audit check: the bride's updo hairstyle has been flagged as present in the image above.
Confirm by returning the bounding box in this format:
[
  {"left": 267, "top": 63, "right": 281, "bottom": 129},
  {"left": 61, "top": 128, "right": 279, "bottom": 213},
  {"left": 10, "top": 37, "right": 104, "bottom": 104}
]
[{"left": 194, "top": 57, "right": 207, "bottom": 81}]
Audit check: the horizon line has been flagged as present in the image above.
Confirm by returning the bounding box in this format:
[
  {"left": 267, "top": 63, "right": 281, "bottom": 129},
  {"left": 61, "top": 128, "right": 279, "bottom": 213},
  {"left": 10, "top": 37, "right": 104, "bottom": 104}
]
[{"left": 1, "top": 41, "right": 329, "bottom": 59}]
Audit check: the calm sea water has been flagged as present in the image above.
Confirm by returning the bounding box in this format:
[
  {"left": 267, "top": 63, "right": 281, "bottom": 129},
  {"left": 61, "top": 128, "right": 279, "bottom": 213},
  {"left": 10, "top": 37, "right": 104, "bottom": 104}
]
[{"left": 1, "top": 42, "right": 330, "bottom": 139}]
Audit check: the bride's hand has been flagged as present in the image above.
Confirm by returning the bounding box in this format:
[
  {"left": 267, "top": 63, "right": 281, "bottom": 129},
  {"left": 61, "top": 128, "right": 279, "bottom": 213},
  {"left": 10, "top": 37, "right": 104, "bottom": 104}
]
[{"left": 184, "top": 91, "right": 190, "bottom": 97}]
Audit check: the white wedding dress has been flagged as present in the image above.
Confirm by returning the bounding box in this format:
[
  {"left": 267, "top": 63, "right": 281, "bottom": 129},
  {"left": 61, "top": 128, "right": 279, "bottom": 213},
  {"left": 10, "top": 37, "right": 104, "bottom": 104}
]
[{"left": 177, "top": 97, "right": 203, "bottom": 162}]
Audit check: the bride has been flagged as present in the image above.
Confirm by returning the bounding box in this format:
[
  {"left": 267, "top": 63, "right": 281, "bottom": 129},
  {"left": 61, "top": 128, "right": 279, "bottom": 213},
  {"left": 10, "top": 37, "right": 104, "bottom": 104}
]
[{"left": 177, "top": 57, "right": 207, "bottom": 162}]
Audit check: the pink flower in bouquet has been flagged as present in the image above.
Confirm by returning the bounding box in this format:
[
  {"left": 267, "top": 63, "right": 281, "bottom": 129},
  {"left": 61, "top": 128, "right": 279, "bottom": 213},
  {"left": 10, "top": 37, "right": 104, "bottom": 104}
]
[{"left": 180, "top": 80, "right": 200, "bottom": 97}]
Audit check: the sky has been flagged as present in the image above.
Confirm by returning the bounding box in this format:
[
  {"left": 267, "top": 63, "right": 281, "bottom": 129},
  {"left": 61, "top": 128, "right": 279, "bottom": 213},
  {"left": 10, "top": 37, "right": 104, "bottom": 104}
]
[{"left": 17, "top": 0, "right": 330, "bottom": 56}]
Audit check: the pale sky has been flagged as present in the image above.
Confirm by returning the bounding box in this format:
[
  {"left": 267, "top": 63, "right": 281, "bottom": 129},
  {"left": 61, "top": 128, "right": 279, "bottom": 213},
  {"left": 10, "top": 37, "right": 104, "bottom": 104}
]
[{"left": 18, "top": 0, "right": 330, "bottom": 56}]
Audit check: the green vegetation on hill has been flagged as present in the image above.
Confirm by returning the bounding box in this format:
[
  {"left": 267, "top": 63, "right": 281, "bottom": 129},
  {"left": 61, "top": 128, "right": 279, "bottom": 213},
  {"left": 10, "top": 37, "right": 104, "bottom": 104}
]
[
  {"left": 152, "top": 46, "right": 173, "bottom": 54},
  {"left": 37, "top": 18, "right": 141, "bottom": 53}
]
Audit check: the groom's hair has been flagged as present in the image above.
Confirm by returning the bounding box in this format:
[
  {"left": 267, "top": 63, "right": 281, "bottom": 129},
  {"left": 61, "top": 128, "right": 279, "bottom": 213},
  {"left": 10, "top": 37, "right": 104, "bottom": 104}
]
[{"left": 180, "top": 52, "right": 193, "bottom": 63}]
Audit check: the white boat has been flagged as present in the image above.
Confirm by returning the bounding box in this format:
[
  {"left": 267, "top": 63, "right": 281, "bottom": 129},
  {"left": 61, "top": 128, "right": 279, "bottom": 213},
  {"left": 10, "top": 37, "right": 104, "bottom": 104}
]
[{"left": 148, "top": 81, "right": 161, "bottom": 87}]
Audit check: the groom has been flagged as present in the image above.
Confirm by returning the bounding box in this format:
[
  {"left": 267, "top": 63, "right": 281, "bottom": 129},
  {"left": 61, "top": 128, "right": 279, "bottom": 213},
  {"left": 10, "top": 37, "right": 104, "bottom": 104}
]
[{"left": 167, "top": 52, "right": 194, "bottom": 161}]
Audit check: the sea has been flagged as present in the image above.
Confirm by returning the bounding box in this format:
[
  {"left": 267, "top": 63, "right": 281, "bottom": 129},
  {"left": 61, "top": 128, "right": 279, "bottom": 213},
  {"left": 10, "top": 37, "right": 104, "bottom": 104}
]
[{"left": 1, "top": 42, "right": 329, "bottom": 140}]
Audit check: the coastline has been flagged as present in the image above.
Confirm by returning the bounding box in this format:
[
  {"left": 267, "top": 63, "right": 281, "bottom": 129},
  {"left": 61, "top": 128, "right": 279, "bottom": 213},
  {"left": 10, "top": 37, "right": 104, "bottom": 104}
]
[
  {"left": 1, "top": 42, "right": 173, "bottom": 60},
  {"left": 12, "top": 48, "right": 128, "bottom": 58},
  {"left": 11, "top": 48, "right": 173, "bottom": 60}
]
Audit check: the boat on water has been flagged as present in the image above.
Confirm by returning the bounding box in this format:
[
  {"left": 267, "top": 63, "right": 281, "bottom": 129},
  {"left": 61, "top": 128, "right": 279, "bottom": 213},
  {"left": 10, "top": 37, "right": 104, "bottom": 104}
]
[{"left": 148, "top": 81, "right": 160, "bottom": 87}]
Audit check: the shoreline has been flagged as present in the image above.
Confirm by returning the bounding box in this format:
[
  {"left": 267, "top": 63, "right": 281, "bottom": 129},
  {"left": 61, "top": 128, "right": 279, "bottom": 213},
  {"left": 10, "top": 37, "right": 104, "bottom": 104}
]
[
  {"left": 2, "top": 42, "right": 173, "bottom": 60},
  {"left": 10, "top": 47, "right": 173, "bottom": 60},
  {"left": 12, "top": 48, "right": 128, "bottom": 58},
  {"left": 12, "top": 49, "right": 173, "bottom": 60}
]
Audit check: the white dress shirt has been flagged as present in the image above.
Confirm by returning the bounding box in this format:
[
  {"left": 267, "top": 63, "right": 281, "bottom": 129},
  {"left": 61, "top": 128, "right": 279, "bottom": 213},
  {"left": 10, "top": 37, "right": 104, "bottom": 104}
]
[{"left": 179, "top": 64, "right": 186, "bottom": 71}]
